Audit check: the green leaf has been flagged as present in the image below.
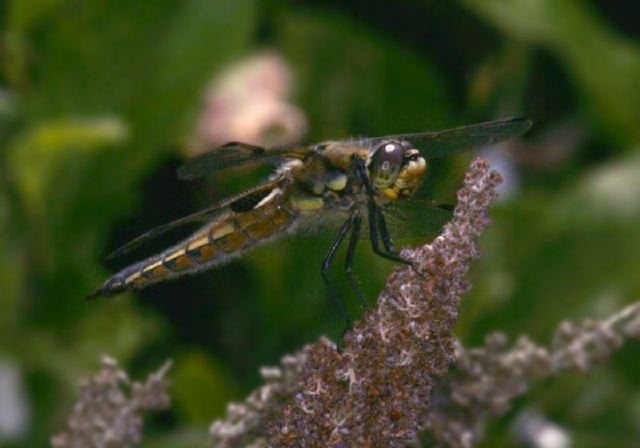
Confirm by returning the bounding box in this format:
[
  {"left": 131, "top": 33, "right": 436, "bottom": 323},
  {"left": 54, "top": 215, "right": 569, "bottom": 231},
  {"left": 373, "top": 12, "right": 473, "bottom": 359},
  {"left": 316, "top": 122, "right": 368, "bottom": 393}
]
[
  {"left": 172, "top": 351, "right": 238, "bottom": 423},
  {"left": 462, "top": 0, "right": 640, "bottom": 145},
  {"left": 277, "top": 8, "right": 453, "bottom": 141},
  {"left": 8, "top": 117, "right": 128, "bottom": 216}
]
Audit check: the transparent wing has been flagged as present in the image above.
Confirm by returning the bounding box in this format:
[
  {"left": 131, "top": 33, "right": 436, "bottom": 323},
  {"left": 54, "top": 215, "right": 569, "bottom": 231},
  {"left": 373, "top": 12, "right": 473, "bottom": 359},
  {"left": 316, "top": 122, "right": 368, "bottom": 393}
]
[
  {"left": 368, "top": 117, "right": 532, "bottom": 159},
  {"left": 294, "top": 200, "right": 453, "bottom": 242},
  {"left": 382, "top": 199, "right": 453, "bottom": 240},
  {"left": 105, "top": 178, "right": 281, "bottom": 260},
  {"left": 179, "top": 118, "right": 531, "bottom": 179},
  {"left": 177, "top": 142, "right": 311, "bottom": 180}
]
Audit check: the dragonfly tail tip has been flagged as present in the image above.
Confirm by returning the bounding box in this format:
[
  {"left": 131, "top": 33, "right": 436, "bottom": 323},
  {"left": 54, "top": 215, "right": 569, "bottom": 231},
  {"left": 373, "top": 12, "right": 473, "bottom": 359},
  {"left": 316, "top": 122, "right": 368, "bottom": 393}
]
[
  {"left": 85, "top": 288, "right": 104, "bottom": 301},
  {"left": 85, "top": 282, "right": 124, "bottom": 301}
]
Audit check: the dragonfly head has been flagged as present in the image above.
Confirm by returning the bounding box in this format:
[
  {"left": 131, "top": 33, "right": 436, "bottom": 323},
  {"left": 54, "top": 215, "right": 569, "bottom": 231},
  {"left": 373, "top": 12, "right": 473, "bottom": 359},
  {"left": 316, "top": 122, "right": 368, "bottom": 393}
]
[{"left": 368, "top": 140, "right": 427, "bottom": 201}]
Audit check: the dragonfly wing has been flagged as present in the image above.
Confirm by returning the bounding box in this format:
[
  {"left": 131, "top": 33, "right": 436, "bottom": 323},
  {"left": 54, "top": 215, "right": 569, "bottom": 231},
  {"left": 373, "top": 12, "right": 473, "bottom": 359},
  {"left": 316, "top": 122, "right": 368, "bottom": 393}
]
[
  {"left": 105, "top": 178, "right": 282, "bottom": 260},
  {"left": 369, "top": 117, "right": 532, "bottom": 159},
  {"left": 177, "top": 142, "right": 311, "bottom": 180},
  {"left": 292, "top": 199, "right": 452, "bottom": 242},
  {"left": 381, "top": 199, "right": 453, "bottom": 240}
]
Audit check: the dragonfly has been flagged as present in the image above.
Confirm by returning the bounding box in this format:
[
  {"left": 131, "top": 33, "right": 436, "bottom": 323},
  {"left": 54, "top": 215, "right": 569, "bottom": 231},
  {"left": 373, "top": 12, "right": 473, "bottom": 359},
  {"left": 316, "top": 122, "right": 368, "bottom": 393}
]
[{"left": 88, "top": 117, "right": 531, "bottom": 324}]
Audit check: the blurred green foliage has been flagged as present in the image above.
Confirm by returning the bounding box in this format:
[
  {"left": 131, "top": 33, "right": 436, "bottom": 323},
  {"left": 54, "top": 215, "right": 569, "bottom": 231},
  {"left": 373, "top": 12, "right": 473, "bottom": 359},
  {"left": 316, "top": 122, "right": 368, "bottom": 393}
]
[{"left": 0, "top": 0, "right": 639, "bottom": 446}]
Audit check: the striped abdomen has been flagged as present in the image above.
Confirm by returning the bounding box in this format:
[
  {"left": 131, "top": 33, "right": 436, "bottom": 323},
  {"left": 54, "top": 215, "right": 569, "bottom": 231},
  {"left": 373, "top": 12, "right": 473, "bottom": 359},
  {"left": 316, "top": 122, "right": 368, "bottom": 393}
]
[{"left": 88, "top": 200, "right": 296, "bottom": 299}]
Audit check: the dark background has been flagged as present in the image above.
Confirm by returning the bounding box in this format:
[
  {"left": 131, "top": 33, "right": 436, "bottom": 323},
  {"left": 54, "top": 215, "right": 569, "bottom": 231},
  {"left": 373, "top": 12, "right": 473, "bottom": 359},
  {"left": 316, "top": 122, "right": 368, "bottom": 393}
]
[{"left": 1, "top": 0, "right": 639, "bottom": 446}]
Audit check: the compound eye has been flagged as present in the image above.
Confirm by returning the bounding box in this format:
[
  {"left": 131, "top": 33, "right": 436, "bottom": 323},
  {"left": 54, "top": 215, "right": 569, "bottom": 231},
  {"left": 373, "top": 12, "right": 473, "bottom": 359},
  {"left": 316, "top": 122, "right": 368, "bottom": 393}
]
[{"left": 370, "top": 141, "right": 405, "bottom": 188}]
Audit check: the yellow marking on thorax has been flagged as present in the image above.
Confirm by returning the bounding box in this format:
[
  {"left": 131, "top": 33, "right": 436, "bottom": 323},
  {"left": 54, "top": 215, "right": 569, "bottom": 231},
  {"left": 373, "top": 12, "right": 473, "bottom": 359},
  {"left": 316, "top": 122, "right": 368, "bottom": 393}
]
[
  {"left": 291, "top": 194, "right": 324, "bottom": 211},
  {"left": 311, "top": 181, "right": 324, "bottom": 195},
  {"left": 326, "top": 173, "right": 347, "bottom": 191}
]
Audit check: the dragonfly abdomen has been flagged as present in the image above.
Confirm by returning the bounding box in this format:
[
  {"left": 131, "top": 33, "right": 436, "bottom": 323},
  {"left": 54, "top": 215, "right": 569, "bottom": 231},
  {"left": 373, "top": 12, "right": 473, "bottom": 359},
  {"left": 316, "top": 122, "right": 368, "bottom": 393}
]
[{"left": 88, "top": 200, "right": 297, "bottom": 299}]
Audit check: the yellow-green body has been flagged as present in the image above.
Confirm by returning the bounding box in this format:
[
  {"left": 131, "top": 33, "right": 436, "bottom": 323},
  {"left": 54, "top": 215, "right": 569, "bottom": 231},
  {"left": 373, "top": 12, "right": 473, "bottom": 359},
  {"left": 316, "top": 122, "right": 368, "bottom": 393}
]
[
  {"left": 90, "top": 140, "right": 427, "bottom": 298},
  {"left": 90, "top": 117, "right": 531, "bottom": 299}
]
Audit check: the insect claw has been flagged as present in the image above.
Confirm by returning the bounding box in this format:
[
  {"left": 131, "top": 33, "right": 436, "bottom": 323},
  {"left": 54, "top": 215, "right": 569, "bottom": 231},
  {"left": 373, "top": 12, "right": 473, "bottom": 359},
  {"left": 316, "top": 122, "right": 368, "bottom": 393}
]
[
  {"left": 396, "top": 255, "right": 424, "bottom": 278},
  {"left": 410, "top": 261, "right": 425, "bottom": 278}
]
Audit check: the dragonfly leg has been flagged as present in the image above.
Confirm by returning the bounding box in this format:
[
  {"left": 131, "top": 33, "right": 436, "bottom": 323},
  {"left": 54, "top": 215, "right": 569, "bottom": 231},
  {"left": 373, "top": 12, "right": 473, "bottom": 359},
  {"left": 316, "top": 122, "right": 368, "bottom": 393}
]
[
  {"left": 367, "top": 202, "right": 413, "bottom": 265},
  {"left": 431, "top": 200, "right": 454, "bottom": 212},
  {"left": 321, "top": 214, "right": 355, "bottom": 327},
  {"left": 350, "top": 153, "right": 415, "bottom": 267},
  {"left": 344, "top": 215, "right": 367, "bottom": 310},
  {"left": 375, "top": 206, "right": 396, "bottom": 253},
  {"left": 351, "top": 153, "right": 375, "bottom": 196}
]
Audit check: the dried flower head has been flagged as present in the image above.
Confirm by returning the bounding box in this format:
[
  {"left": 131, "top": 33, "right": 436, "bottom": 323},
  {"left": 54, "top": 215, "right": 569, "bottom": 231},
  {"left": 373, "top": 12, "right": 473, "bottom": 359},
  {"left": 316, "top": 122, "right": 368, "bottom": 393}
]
[
  {"left": 210, "top": 158, "right": 502, "bottom": 447},
  {"left": 51, "top": 356, "right": 172, "bottom": 448},
  {"left": 425, "top": 301, "right": 640, "bottom": 448}
]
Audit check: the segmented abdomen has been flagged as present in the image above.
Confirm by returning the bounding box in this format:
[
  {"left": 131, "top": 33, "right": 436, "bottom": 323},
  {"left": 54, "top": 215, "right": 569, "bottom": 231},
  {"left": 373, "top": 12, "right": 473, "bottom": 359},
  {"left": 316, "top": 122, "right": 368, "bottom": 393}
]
[{"left": 88, "top": 200, "right": 296, "bottom": 299}]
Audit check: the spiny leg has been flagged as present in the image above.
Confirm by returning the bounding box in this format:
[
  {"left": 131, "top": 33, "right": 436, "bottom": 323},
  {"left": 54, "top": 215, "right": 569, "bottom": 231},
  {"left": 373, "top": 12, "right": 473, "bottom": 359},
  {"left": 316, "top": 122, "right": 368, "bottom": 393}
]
[
  {"left": 351, "top": 153, "right": 375, "bottom": 197},
  {"left": 376, "top": 205, "right": 396, "bottom": 254},
  {"left": 321, "top": 214, "right": 355, "bottom": 327},
  {"left": 367, "top": 201, "right": 412, "bottom": 265},
  {"left": 344, "top": 215, "right": 367, "bottom": 310},
  {"left": 375, "top": 204, "right": 426, "bottom": 278}
]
